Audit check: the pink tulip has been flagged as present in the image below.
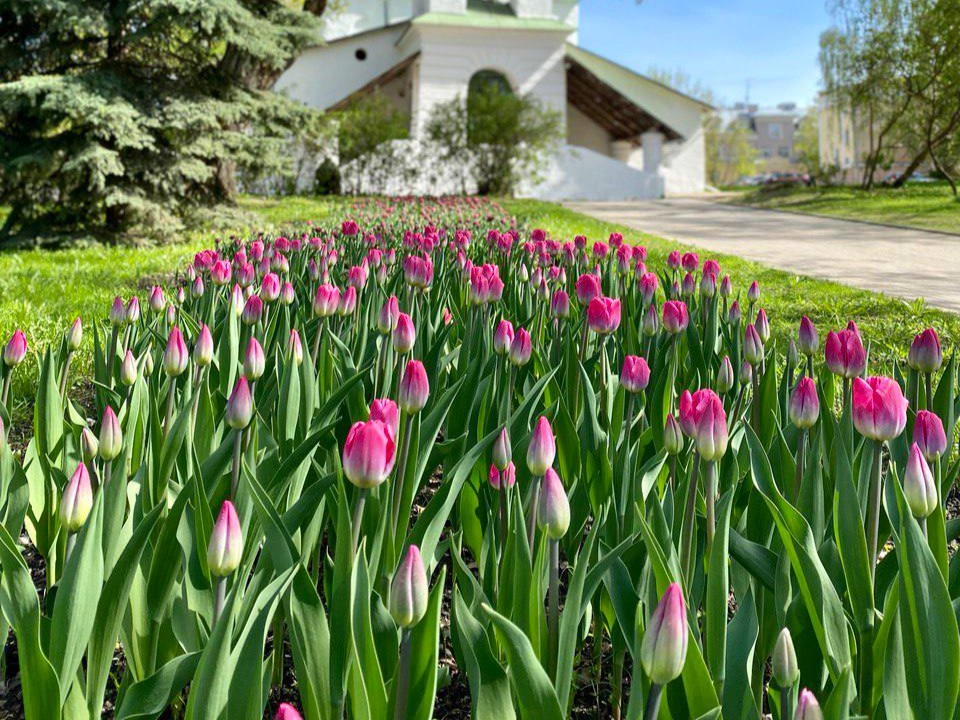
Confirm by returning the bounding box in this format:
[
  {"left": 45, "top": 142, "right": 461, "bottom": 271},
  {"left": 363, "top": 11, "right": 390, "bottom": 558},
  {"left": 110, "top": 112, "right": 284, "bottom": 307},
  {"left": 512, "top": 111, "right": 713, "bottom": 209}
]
[
  {"left": 162, "top": 327, "right": 189, "bottom": 377},
  {"left": 342, "top": 420, "right": 396, "bottom": 488},
  {"left": 109, "top": 296, "right": 126, "bottom": 326},
  {"left": 904, "top": 442, "right": 937, "bottom": 519},
  {"left": 369, "top": 398, "right": 400, "bottom": 440},
  {"left": 390, "top": 545, "right": 429, "bottom": 628},
  {"left": 755, "top": 309, "right": 771, "bottom": 341},
  {"left": 680, "top": 388, "right": 728, "bottom": 461},
  {"left": 913, "top": 410, "right": 947, "bottom": 461},
  {"left": 642, "top": 304, "right": 660, "bottom": 336},
  {"left": 148, "top": 286, "right": 166, "bottom": 313},
  {"left": 194, "top": 325, "right": 214, "bottom": 367},
  {"left": 852, "top": 376, "right": 907, "bottom": 442},
  {"left": 338, "top": 286, "right": 358, "bottom": 316},
  {"left": 797, "top": 316, "right": 818, "bottom": 356},
  {"left": 275, "top": 704, "right": 303, "bottom": 720},
  {"left": 663, "top": 414, "right": 684, "bottom": 455},
  {"left": 575, "top": 273, "right": 602, "bottom": 305},
  {"left": 61, "top": 463, "right": 93, "bottom": 532},
  {"left": 662, "top": 301, "right": 689, "bottom": 335},
  {"left": 242, "top": 295, "right": 263, "bottom": 326},
  {"left": 789, "top": 377, "right": 820, "bottom": 429},
  {"left": 493, "top": 427, "right": 512, "bottom": 470},
  {"left": 120, "top": 351, "right": 138, "bottom": 386},
  {"left": 719, "top": 275, "right": 732, "bottom": 298},
  {"left": 287, "top": 328, "right": 303, "bottom": 365},
  {"left": 3, "top": 330, "right": 27, "bottom": 368},
  {"left": 639, "top": 272, "right": 659, "bottom": 305},
  {"left": 493, "top": 319, "right": 515, "bottom": 355},
  {"left": 125, "top": 296, "right": 140, "bottom": 325},
  {"left": 551, "top": 290, "right": 570, "bottom": 318},
  {"left": 587, "top": 296, "right": 621, "bottom": 335},
  {"left": 393, "top": 313, "right": 416, "bottom": 354},
  {"left": 716, "top": 355, "right": 734, "bottom": 393},
  {"left": 908, "top": 328, "right": 942, "bottom": 373},
  {"left": 681, "top": 272, "right": 696, "bottom": 297},
  {"left": 508, "top": 327, "right": 532, "bottom": 366},
  {"left": 824, "top": 329, "right": 865, "bottom": 379},
  {"left": 207, "top": 501, "right": 242, "bottom": 577},
  {"left": 621, "top": 355, "right": 650, "bottom": 393},
  {"left": 681, "top": 252, "right": 699, "bottom": 273},
  {"left": 243, "top": 338, "right": 265, "bottom": 380},
  {"left": 99, "top": 406, "right": 123, "bottom": 461},
  {"left": 526, "top": 416, "right": 556, "bottom": 475},
  {"left": 538, "top": 467, "right": 570, "bottom": 539},
  {"left": 225, "top": 377, "right": 254, "bottom": 430},
  {"left": 795, "top": 689, "right": 823, "bottom": 720},
  {"left": 399, "top": 360, "right": 430, "bottom": 414},
  {"left": 489, "top": 461, "right": 517, "bottom": 489},
  {"left": 747, "top": 280, "right": 760, "bottom": 303},
  {"left": 66, "top": 317, "right": 83, "bottom": 351},
  {"left": 378, "top": 295, "right": 400, "bottom": 333},
  {"left": 260, "top": 273, "right": 281, "bottom": 303},
  {"left": 640, "top": 583, "right": 689, "bottom": 684},
  {"left": 743, "top": 323, "right": 764, "bottom": 366},
  {"left": 211, "top": 260, "right": 232, "bottom": 286},
  {"left": 313, "top": 284, "right": 341, "bottom": 318}
]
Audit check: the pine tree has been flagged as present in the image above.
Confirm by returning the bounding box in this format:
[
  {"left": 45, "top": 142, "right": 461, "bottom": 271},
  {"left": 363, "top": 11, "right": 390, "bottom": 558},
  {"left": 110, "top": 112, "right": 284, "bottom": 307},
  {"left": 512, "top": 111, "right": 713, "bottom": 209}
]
[{"left": 0, "top": 0, "right": 328, "bottom": 242}]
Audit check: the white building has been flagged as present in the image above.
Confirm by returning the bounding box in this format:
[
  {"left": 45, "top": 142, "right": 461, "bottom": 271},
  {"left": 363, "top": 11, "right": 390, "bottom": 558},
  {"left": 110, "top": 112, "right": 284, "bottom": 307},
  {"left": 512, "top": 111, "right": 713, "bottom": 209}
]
[{"left": 277, "top": 0, "right": 712, "bottom": 199}]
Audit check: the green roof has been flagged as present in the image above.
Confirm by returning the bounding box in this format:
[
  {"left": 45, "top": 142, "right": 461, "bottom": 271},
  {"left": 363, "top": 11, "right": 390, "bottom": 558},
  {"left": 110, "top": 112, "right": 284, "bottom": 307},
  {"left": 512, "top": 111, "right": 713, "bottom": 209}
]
[{"left": 412, "top": 9, "right": 573, "bottom": 32}]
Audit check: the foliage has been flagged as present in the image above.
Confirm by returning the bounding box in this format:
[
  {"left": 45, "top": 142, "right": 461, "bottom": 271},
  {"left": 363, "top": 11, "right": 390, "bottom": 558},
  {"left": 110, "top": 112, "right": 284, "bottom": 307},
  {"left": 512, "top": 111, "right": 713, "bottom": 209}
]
[
  {"left": 335, "top": 91, "right": 412, "bottom": 195},
  {"left": 313, "top": 158, "right": 342, "bottom": 196},
  {"left": 793, "top": 107, "right": 822, "bottom": 177},
  {"left": 0, "top": 0, "right": 325, "bottom": 243},
  {"left": 427, "top": 83, "right": 563, "bottom": 196},
  {"left": 705, "top": 116, "right": 758, "bottom": 187}
]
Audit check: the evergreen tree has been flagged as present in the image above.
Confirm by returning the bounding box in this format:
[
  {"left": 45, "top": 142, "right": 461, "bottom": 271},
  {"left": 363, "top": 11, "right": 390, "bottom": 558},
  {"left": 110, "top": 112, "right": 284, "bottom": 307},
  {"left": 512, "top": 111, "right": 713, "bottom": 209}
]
[{"left": 0, "top": 0, "right": 327, "bottom": 242}]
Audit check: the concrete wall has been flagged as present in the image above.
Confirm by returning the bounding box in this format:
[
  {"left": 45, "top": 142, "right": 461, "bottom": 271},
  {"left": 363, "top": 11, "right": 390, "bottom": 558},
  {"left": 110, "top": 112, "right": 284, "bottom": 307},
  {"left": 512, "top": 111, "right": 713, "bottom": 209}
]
[
  {"left": 626, "top": 127, "right": 705, "bottom": 195},
  {"left": 566, "top": 103, "right": 612, "bottom": 156},
  {"left": 323, "top": 0, "right": 413, "bottom": 40},
  {"left": 405, "top": 24, "right": 569, "bottom": 132},
  {"left": 519, "top": 145, "right": 663, "bottom": 200}
]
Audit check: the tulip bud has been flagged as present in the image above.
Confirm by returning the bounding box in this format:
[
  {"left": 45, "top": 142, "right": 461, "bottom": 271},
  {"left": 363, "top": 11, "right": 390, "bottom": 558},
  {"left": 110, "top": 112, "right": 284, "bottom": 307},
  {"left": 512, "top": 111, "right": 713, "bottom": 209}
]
[
  {"left": 109, "top": 297, "right": 126, "bottom": 327},
  {"left": 908, "top": 328, "right": 942, "bottom": 373},
  {"left": 787, "top": 340, "right": 799, "bottom": 369},
  {"left": 342, "top": 420, "right": 396, "bottom": 488},
  {"left": 771, "top": 628, "right": 800, "bottom": 688},
  {"left": 538, "top": 467, "right": 570, "bottom": 540},
  {"left": 242, "top": 295, "right": 263, "bottom": 326},
  {"left": 66, "top": 317, "right": 83, "bottom": 351},
  {"left": 393, "top": 313, "right": 416, "bottom": 354},
  {"left": 663, "top": 414, "right": 684, "bottom": 455},
  {"left": 747, "top": 280, "right": 760, "bottom": 303},
  {"left": 716, "top": 355, "right": 734, "bottom": 393},
  {"left": 508, "top": 328, "right": 532, "bottom": 367},
  {"left": 913, "top": 410, "right": 947, "bottom": 461},
  {"left": 338, "top": 286, "right": 358, "bottom": 316},
  {"left": 287, "top": 329, "right": 303, "bottom": 366},
  {"left": 275, "top": 704, "right": 303, "bottom": 720},
  {"left": 280, "top": 281, "right": 295, "bottom": 306},
  {"left": 125, "top": 296, "right": 140, "bottom": 325},
  {"left": 81, "top": 427, "right": 99, "bottom": 462},
  {"left": 743, "top": 324, "right": 764, "bottom": 366},
  {"left": 639, "top": 583, "right": 689, "bottom": 685},
  {"left": 551, "top": 290, "right": 570, "bottom": 319},
  {"left": 662, "top": 301, "right": 689, "bottom": 335},
  {"left": 526, "top": 416, "right": 556, "bottom": 476},
  {"left": 230, "top": 284, "right": 244, "bottom": 316},
  {"left": 904, "top": 442, "right": 937, "bottom": 519},
  {"left": 493, "top": 427, "right": 511, "bottom": 471},
  {"left": 755, "top": 308, "right": 770, "bottom": 342},
  {"left": 243, "top": 338, "right": 265, "bottom": 381},
  {"left": 642, "top": 303, "right": 660, "bottom": 337},
  {"left": 739, "top": 359, "right": 752, "bottom": 385},
  {"left": 390, "top": 545, "right": 429, "bottom": 628},
  {"left": 260, "top": 272, "right": 281, "bottom": 303},
  {"left": 727, "top": 300, "right": 741, "bottom": 326},
  {"left": 687, "top": 389, "right": 728, "bottom": 461},
  {"left": 61, "top": 463, "right": 93, "bottom": 532},
  {"left": 621, "top": 355, "right": 650, "bottom": 393},
  {"left": 587, "top": 296, "right": 622, "bottom": 335},
  {"left": 3, "top": 330, "right": 27, "bottom": 368},
  {"left": 797, "top": 316, "right": 818, "bottom": 356},
  {"left": 789, "top": 377, "right": 820, "bottom": 430},
  {"left": 207, "top": 501, "right": 242, "bottom": 577},
  {"left": 148, "top": 286, "right": 166, "bottom": 313},
  {"left": 369, "top": 398, "right": 400, "bottom": 440},
  {"left": 399, "top": 360, "right": 430, "bottom": 414},
  {"left": 120, "top": 350, "right": 138, "bottom": 386},
  {"left": 824, "top": 329, "right": 865, "bottom": 379},
  {"left": 225, "top": 377, "right": 254, "bottom": 429},
  {"left": 719, "top": 275, "right": 732, "bottom": 297},
  {"left": 795, "top": 689, "right": 823, "bottom": 720},
  {"left": 493, "top": 319, "right": 515, "bottom": 355},
  {"left": 99, "top": 406, "right": 123, "bottom": 461},
  {"left": 192, "top": 276, "right": 206, "bottom": 299},
  {"left": 163, "top": 327, "right": 189, "bottom": 377},
  {"left": 852, "top": 376, "right": 907, "bottom": 442},
  {"left": 378, "top": 295, "right": 400, "bottom": 333},
  {"left": 489, "top": 461, "right": 516, "bottom": 489},
  {"left": 193, "top": 325, "right": 214, "bottom": 367}
]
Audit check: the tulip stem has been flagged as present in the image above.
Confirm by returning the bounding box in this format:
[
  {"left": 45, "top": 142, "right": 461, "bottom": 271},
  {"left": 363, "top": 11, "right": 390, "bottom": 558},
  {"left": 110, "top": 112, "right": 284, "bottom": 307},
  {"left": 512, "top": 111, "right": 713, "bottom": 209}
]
[
  {"left": 0, "top": 372, "right": 10, "bottom": 408},
  {"left": 548, "top": 538, "right": 560, "bottom": 680},
  {"left": 391, "top": 412, "right": 414, "bottom": 543},
  {"left": 526, "top": 476, "right": 541, "bottom": 552},
  {"left": 643, "top": 682, "right": 663, "bottom": 720},
  {"left": 866, "top": 440, "right": 883, "bottom": 578},
  {"left": 230, "top": 429, "right": 243, "bottom": 499},
  {"left": 164, "top": 377, "right": 176, "bottom": 436},
  {"left": 65, "top": 532, "right": 77, "bottom": 565},
  {"left": 680, "top": 454, "right": 701, "bottom": 584},
  {"left": 213, "top": 576, "right": 227, "bottom": 627},
  {"left": 59, "top": 351, "right": 73, "bottom": 398},
  {"left": 352, "top": 487, "right": 368, "bottom": 557},
  {"left": 498, "top": 483, "right": 508, "bottom": 551},
  {"left": 794, "top": 430, "right": 806, "bottom": 502},
  {"left": 924, "top": 373, "right": 933, "bottom": 412},
  {"left": 619, "top": 393, "right": 636, "bottom": 535},
  {"left": 704, "top": 460, "right": 717, "bottom": 557},
  {"left": 780, "top": 687, "right": 792, "bottom": 720},
  {"left": 394, "top": 628, "right": 412, "bottom": 720}
]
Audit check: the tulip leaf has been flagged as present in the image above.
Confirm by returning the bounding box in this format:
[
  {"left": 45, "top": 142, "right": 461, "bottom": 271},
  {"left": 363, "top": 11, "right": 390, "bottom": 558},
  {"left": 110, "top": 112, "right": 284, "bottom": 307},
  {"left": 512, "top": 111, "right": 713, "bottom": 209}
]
[
  {"left": 705, "top": 490, "right": 734, "bottom": 689},
  {"left": 115, "top": 652, "right": 202, "bottom": 720},
  {"left": 452, "top": 589, "right": 516, "bottom": 720}
]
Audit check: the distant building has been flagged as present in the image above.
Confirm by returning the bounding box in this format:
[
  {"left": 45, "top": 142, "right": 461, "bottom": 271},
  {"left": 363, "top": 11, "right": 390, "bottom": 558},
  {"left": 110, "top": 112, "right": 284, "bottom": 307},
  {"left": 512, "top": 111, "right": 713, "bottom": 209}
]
[
  {"left": 723, "top": 102, "right": 804, "bottom": 172},
  {"left": 276, "top": 0, "right": 713, "bottom": 199}
]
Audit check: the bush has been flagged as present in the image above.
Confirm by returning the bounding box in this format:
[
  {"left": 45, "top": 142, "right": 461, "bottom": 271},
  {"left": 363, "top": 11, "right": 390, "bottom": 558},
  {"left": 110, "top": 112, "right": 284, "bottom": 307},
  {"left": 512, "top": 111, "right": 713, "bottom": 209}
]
[{"left": 313, "top": 157, "right": 342, "bottom": 196}]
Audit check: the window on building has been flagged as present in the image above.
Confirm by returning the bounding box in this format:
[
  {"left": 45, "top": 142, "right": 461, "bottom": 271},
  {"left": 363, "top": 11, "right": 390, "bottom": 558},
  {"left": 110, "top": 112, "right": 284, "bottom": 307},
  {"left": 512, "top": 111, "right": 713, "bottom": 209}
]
[
  {"left": 761, "top": 149, "right": 773, "bottom": 159},
  {"left": 778, "top": 147, "right": 790, "bottom": 158},
  {"left": 768, "top": 122, "right": 782, "bottom": 139}
]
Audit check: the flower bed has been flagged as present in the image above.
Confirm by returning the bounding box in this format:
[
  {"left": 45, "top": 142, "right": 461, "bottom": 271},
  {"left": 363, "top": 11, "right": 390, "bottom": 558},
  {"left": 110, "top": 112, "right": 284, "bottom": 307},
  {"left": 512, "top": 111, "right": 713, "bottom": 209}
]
[{"left": 0, "top": 195, "right": 957, "bottom": 720}]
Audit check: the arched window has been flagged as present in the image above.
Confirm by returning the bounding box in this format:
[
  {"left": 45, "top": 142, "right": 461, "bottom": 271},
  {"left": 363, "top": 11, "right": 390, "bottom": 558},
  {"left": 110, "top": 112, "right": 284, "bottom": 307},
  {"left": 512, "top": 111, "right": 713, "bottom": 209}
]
[
  {"left": 466, "top": 69, "right": 514, "bottom": 149},
  {"left": 468, "top": 69, "right": 512, "bottom": 99}
]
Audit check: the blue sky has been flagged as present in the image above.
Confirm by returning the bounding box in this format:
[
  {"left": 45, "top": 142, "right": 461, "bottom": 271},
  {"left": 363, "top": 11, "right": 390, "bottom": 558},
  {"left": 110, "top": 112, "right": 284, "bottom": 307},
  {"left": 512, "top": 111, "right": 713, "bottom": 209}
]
[{"left": 577, "top": 0, "right": 833, "bottom": 108}]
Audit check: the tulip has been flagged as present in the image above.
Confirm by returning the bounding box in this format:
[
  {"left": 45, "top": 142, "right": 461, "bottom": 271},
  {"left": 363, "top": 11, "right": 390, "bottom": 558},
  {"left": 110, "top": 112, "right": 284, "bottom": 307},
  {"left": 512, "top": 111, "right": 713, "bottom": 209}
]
[
  {"left": 913, "top": 409, "right": 947, "bottom": 461},
  {"left": 699, "top": 271, "right": 716, "bottom": 298},
  {"left": 538, "top": 467, "right": 570, "bottom": 540},
  {"left": 662, "top": 300, "right": 689, "bottom": 335},
  {"left": 229, "top": 284, "right": 243, "bottom": 316},
  {"left": 550, "top": 289, "right": 570, "bottom": 318},
  {"left": 163, "top": 327, "right": 188, "bottom": 377},
  {"left": 526, "top": 416, "right": 556, "bottom": 476},
  {"left": 280, "top": 282, "right": 295, "bottom": 305},
  {"left": 61, "top": 463, "right": 93, "bottom": 533},
  {"left": 908, "top": 327, "right": 942, "bottom": 373},
  {"left": 508, "top": 327, "right": 532, "bottom": 366},
  {"left": 795, "top": 690, "right": 823, "bottom": 720},
  {"left": 743, "top": 323, "right": 764, "bottom": 366},
  {"left": 239, "top": 338, "right": 263, "bottom": 381},
  {"left": 342, "top": 420, "right": 396, "bottom": 489},
  {"left": 493, "top": 319, "right": 514, "bottom": 355},
  {"left": 211, "top": 260, "right": 231, "bottom": 285},
  {"left": 575, "top": 273, "right": 602, "bottom": 305},
  {"left": 242, "top": 295, "right": 263, "bottom": 326},
  {"left": 797, "top": 315, "right": 818, "bottom": 357},
  {"left": 225, "top": 376, "right": 254, "bottom": 430},
  {"left": 393, "top": 313, "right": 416, "bottom": 354},
  {"left": 109, "top": 297, "right": 126, "bottom": 327},
  {"left": 683, "top": 389, "right": 728, "bottom": 462},
  {"left": 390, "top": 545, "right": 429, "bottom": 628},
  {"left": 81, "top": 427, "right": 99, "bottom": 462},
  {"left": 716, "top": 355, "right": 734, "bottom": 393},
  {"left": 208, "top": 500, "right": 242, "bottom": 578},
  {"left": 493, "top": 427, "right": 511, "bottom": 471},
  {"left": 313, "top": 284, "right": 340, "bottom": 318},
  {"left": 642, "top": 304, "right": 660, "bottom": 337},
  {"left": 719, "top": 274, "right": 732, "bottom": 297},
  {"left": 727, "top": 299, "right": 741, "bottom": 325},
  {"left": 640, "top": 584, "right": 689, "bottom": 703},
  {"left": 639, "top": 272, "right": 659, "bottom": 305},
  {"left": 120, "top": 350, "right": 138, "bottom": 386},
  {"left": 261, "top": 272, "right": 281, "bottom": 303},
  {"left": 66, "top": 317, "right": 83, "bottom": 351},
  {"left": 99, "top": 406, "right": 123, "bottom": 463},
  {"left": 369, "top": 398, "right": 400, "bottom": 440},
  {"left": 755, "top": 308, "right": 770, "bottom": 342},
  {"left": 587, "top": 296, "right": 622, "bottom": 335},
  {"left": 194, "top": 325, "right": 214, "bottom": 367},
  {"left": 338, "top": 286, "right": 358, "bottom": 316},
  {"left": 275, "top": 704, "right": 303, "bottom": 720},
  {"left": 747, "top": 280, "right": 760, "bottom": 303},
  {"left": 852, "top": 376, "right": 907, "bottom": 442},
  {"left": 663, "top": 414, "right": 684, "bottom": 455},
  {"left": 621, "top": 355, "right": 650, "bottom": 394},
  {"left": 904, "top": 442, "right": 937, "bottom": 521},
  {"left": 378, "top": 295, "right": 400, "bottom": 333},
  {"left": 125, "top": 296, "right": 140, "bottom": 325},
  {"left": 148, "top": 286, "right": 166, "bottom": 313},
  {"left": 399, "top": 360, "right": 429, "bottom": 414},
  {"left": 772, "top": 628, "right": 800, "bottom": 688},
  {"left": 488, "top": 461, "right": 516, "bottom": 489},
  {"left": 192, "top": 276, "right": 205, "bottom": 299},
  {"left": 666, "top": 250, "right": 681, "bottom": 270},
  {"left": 824, "top": 329, "right": 865, "bottom": 379},
  {"left": 789, "top": 377, "right": 820, "bottom": 430},
  {"left": 3, "top": 329, "right": 27, "bottom": 368}
]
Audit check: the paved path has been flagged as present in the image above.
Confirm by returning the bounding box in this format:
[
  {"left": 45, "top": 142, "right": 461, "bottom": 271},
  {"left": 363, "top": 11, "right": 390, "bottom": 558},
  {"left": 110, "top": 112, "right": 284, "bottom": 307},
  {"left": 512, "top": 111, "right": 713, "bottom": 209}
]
[{"left": 566, "top": 198, "right": 960, "bottom": 313}]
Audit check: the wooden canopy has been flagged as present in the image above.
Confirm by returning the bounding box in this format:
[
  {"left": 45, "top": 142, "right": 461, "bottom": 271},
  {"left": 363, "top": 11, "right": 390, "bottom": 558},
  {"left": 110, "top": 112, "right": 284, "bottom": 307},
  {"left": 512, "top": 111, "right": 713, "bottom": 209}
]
[
  {"left": 565, "top": 56, "right": 682, "bottom": 143},
  {"left": 327, "top": 52, "right": 420, "bottom": 112}
]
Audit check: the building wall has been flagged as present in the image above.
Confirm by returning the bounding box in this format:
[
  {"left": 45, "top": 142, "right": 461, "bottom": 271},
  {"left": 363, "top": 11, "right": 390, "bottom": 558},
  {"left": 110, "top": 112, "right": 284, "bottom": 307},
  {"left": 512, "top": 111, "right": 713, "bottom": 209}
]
[
  {"left": 566, "top": 103, "right": 612, "bottom": 155},
  {"left": 752, "top": 114, "right": 797, "bottom": 163},
  {"left": 323, "top": 0, "right": 413, "bottom": 40},
  {"left": 626, "top": 128, "right": 706, "bottom": 195},
  {"left": 405, "top": 24, "right": 569, "bottom": 132}
]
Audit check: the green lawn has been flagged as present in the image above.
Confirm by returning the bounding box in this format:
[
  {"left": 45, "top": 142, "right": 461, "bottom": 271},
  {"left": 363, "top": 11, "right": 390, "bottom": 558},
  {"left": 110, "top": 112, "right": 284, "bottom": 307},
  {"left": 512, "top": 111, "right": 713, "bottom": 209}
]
[
  {"left": 732, "top": 182, "right": 960, "bottom": 234},
  {"left": 1, "top": 194, "right": 957, "bottom": 415}
]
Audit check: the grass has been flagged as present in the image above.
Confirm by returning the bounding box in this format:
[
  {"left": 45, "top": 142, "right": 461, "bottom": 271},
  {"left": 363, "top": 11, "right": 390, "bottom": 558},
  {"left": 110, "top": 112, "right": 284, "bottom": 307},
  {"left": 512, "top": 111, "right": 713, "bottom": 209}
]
[
  {"left": 1, "top": 194, "right": 957, "bottom": 415},
  {"left": 732, "top": 181, "right": 960, "bottom": 234}
]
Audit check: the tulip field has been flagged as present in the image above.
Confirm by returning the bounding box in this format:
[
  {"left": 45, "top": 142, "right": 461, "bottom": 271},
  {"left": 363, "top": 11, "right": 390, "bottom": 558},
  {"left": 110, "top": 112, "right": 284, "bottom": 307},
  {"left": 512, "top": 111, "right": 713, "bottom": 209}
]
[{"left": 0, "top": 195, "right": 959, "bottom": 720}]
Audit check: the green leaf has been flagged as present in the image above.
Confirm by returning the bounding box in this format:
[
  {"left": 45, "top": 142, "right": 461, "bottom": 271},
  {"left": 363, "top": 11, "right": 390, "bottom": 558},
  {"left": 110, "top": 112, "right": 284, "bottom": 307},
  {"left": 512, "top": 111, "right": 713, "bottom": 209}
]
[
  {"left": 705, "top": 490, "right": 733, "bottom": 690},
  {"left": 115, "top": 653, "right": 202, "bottom": 720}
]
